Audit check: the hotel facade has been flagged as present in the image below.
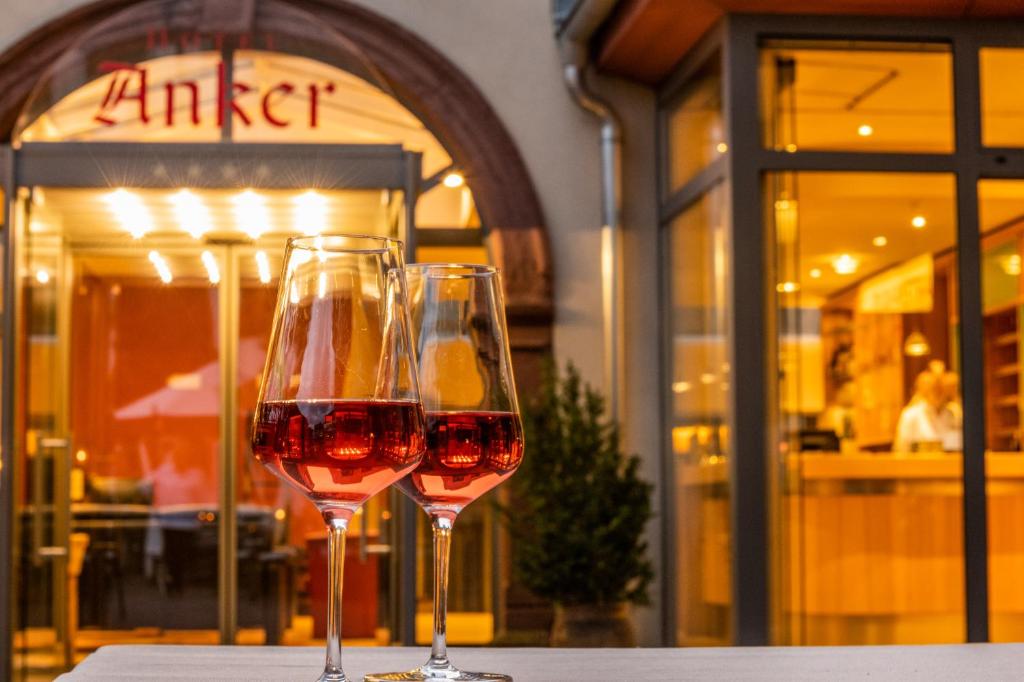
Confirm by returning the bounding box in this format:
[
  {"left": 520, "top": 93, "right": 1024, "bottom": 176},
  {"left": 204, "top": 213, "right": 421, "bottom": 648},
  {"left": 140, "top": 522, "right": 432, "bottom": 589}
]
[{"left": 2, "top": 0, "right": 1024, "bottom": 679}]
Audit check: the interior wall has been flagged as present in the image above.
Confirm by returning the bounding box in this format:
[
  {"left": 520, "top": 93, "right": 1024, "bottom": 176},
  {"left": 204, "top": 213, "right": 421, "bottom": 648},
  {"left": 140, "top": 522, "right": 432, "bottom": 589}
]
[{"left": 0, "top": 0, "right": 664, "bottom": 645}]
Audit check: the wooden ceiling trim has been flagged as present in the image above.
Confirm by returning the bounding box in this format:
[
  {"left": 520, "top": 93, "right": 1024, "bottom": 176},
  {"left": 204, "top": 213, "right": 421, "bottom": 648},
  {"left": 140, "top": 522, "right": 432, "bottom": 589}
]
[{"left": 596, "top": 0, "right": 1024, "bottom": 84}]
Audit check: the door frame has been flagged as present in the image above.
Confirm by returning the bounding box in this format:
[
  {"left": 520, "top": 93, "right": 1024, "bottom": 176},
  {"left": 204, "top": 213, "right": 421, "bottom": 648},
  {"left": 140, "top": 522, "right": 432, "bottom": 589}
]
[{"left": 0, "top": 141, "right": 425, "bottom": 673}]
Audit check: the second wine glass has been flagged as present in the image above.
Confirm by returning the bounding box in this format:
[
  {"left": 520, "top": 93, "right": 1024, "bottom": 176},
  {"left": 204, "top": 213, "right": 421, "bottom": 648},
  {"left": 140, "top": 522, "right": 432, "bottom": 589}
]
[{"left": 365, "top": 264, "right": 524, "bottom": 682}]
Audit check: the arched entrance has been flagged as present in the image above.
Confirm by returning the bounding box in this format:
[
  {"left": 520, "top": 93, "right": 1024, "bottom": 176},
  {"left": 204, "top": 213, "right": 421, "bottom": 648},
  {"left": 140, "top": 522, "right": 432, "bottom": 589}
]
[
  {"left": 0, "top": 0, "right": 552, "bottom": 320},
  {"left": 0, "top": 2, "right": 551, "bottom": 678}
]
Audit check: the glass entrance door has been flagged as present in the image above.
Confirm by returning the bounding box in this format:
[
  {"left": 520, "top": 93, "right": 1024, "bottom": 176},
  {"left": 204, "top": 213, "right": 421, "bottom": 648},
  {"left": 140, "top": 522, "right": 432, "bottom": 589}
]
[{"left": 11, "top": 186, "right": 406, "bottom": 679}]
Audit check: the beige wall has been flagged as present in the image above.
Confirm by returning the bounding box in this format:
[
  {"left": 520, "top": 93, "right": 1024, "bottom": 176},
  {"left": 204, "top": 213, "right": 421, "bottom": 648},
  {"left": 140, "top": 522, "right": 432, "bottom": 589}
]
[{"left": 0, "top": 0, "right": 664, "bottom": 644}]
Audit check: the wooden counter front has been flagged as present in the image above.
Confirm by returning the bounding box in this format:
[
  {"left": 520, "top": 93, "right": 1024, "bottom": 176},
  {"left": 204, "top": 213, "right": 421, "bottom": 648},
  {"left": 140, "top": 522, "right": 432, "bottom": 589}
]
[{"left": 678, "top": 452, "right": 1024, "bottom": 644}]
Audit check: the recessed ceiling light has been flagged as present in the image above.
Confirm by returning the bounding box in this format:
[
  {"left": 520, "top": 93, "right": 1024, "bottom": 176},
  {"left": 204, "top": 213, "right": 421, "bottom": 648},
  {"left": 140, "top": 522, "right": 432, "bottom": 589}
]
[
  {"left": 911, "top": 215, "right": 927, "bottom": 229},
  {"left": 672, "top": 381, "right": 691, "bottom": 394},
  {"left": 716, "top": 142, "right": 729, "bottom": 153},
  {"left": 872, "top": 235, "right": 888, "bottom": 247},
  {"left": 443, "top": 172, "right": 465, "bottom": 188},
  {"left": 776, "top": 281, "right": 800, "bottom": 293},
  {"left": 858, "top": 124, "right": 874, "bottom": 137},
  {"left": 148, "top": 250, "right": 172, "bottom": 284},
  {"left": 34, "top": 268, "right": 50, "bottom": 284},
  {"left": 832, "top": 254, "right": 859, "bottom": 275},
  {"left": 784, "top": 143, "right": 798, "bottom": 153},
  {"left": 809, "top": 268, "right": 822, "bottom": 279},
  {"left": 104, "top": 189, "right": 153, "bottom": 239}
]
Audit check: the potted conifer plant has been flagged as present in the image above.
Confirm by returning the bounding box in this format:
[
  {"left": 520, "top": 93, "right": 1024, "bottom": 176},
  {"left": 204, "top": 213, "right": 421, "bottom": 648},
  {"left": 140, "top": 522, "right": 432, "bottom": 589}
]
[{"left": 503, "top": 360, "right": 653, "bottom": 647}]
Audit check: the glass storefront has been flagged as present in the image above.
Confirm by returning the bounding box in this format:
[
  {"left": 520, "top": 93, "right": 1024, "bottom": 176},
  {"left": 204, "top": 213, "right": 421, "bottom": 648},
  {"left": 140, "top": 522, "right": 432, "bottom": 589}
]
[
  {"left": 661, "top": 20, "right": 1024, "bottom": 646},
  {"left": 667, "top": 183, "right": 732, "bottom": 645},
  {"left": 768, "top": 171, "right": 964, "bottom": 644},
  {"left": 4, "top": 2, "right": 498, "bottom": 677}
]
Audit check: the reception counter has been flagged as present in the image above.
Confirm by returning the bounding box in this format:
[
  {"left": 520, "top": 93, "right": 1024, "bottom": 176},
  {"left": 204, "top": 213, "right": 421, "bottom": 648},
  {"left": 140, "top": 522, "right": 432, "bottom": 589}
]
[{"left": 679, "top": 452, "right": 1024, "bottom": 644}]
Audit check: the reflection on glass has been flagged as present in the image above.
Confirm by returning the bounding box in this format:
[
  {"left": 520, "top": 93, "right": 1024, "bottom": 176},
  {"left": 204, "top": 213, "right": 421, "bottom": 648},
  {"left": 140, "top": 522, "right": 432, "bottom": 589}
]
[
  {"left": 760, "top": 42, "right": 953, "bottom": 153},
  {"left": 980, "top": 49, "right": 1024, "bottom": 148},
  {"left": 978, "top": 180, "right": 1024, "bottom": 641},
  {"left": 236, "top": 245, "right": 399, "bottom": 647},
  {"left": 666, "top": 57, "right": 723, "bottom": 191},
  {"left": 668, "top": 183, "right": 732, "bottom": 645},
  {"left": 769, "top": 171, "right": 964, "bottom": 645},
  {"left": 16, "top": 246, "right": 224, "bottom": 677}
]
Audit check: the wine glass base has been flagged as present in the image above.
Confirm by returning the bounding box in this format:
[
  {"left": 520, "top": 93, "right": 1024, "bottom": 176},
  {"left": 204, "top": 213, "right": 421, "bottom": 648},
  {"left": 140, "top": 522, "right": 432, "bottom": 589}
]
[
  {"left": 318, "top": 671, "right": 349, "bottom": 682},
  {"left": 364, "top": 663, "right": 511, "bottom": 682}
]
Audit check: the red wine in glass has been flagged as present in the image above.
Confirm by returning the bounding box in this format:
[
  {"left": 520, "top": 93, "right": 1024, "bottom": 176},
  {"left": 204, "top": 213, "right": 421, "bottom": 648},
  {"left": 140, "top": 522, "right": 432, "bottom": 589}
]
[
  {"left": 395, "top": 411, "right": 523, "bottom": 510},
  {"left": 253, "top": 399, "right": 425, "bottom": 505}
]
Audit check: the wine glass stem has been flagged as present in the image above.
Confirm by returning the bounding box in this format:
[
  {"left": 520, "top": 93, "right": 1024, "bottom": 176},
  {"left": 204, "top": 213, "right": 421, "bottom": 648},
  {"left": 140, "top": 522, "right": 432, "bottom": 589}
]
[
  {"left": 323, "top": 516, "right": 348, "bottom": 681},
  {"left": 430, "top": 514, "right": 454, "bottom": 666}
]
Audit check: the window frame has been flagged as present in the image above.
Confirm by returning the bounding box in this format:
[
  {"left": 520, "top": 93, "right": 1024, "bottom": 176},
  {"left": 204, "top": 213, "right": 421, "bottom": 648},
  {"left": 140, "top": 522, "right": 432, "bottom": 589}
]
[{"left": 658, "top": 13, "right": 1024, "bottom": 646}]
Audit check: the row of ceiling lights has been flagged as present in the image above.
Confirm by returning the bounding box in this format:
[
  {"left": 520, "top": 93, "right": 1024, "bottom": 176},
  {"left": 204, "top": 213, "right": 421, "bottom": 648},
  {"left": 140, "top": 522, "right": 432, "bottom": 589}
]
[
  {"left": 102, "top": 171, "right": 466, "bottom": 240},
  {"left": 778, "top": 213, "right": 930, "bottom": 293},
  {"left": 34, "top": 250, "right": 273, "bottom": 286},
  {"left": 103, "top": 188, "right": 329, "bottom": 240}
]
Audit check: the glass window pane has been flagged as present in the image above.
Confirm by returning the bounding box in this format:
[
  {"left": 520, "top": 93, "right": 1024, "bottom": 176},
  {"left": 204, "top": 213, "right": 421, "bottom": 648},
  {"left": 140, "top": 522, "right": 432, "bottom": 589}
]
[
  {"left": 760, "top": 42, "right": 953, "bottom": 153},
  {"left": 980, "top": 48, "right": 1024, "bottom": 148},
  {"left": 979, "top": 179, "right": 1024, "bottom": 641},
  {"left": 667, "top": 183, "right": 732, "bottom": 645},
  {"left": 666, "top": 57, "right": 724, "bottom": 191},
  {"left": 768, "top": 171, "right": 963, "bottom": 644}
]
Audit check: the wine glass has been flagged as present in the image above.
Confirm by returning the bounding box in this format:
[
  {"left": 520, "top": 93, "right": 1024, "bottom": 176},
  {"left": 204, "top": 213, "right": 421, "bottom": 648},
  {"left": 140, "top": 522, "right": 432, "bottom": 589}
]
[
  {"left": 252, "top": 235, "right": 425, "bottom": 682},
  {"left": 365, "top": 264, "right": 524, "bottom": 682}
]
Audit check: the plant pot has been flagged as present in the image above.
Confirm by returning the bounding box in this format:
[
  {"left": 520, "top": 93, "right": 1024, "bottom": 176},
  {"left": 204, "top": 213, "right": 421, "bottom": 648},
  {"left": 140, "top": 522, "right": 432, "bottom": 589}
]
[{"left": 550, "top": 602, "right": 636, "bottom": 647}]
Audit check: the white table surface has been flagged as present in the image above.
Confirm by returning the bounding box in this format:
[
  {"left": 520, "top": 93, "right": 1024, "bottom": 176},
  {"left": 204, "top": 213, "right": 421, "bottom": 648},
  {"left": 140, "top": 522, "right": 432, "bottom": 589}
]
[
  {"left": 55, "top": 643, "right": 1024, "bottom": 681},
  {"left": 56, "top": 643, "right": 1024, "bottom": 679}
]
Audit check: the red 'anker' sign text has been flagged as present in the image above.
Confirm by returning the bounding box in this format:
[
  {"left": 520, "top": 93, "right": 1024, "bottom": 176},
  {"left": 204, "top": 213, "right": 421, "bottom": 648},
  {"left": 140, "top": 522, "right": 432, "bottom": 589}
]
[{"left": 94, "top": 60, "right": 336, "bottom": 129}]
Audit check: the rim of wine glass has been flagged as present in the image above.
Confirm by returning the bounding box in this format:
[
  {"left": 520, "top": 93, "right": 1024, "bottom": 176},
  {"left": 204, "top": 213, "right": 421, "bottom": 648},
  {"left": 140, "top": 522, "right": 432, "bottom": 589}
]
[
  {"left": 407, "top": 262, "right": 500, "bottom": 278},
  {"left": 286, "top": 233, "right": 403, "bottom": 254}
]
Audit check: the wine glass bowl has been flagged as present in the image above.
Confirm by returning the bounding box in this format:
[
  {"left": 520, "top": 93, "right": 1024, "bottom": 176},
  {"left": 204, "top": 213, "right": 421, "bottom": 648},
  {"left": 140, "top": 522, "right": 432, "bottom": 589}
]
[{"left": 252, "top": 234, "right": 424, "bottom": 682}]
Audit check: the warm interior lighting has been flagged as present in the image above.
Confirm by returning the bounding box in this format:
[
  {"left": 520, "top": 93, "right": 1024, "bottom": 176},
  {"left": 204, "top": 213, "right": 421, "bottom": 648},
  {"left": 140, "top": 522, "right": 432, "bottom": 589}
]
[
  {"left": 904, "top": 331, "right": 931, "bottom": 357},
  {"left": 294, "top": 190, "right": 327, "bottom": 235},
  {"left": 34, "top": 268, "right": 51, "bottom": 284},
  {"left": 809, "top": 268, "right": 822, "bottom": 279},
  {"left": 775, "top": 197, "right": 798, "bottom": 243},
  {"left": 831, "top": 254, "right": 859, "bottom": 275},
  {"left": 289, "top": 282, "right": 300, "bottom": 305},
  {"left": 232, "top": 190, "right": 270, "bottom": 239},
  {"left": 672, "top": 381, "right": 691, "bottom": 394},
  {"left": 200, "top": 250, "right": 220, "bottom": 284},
  {"left": 169, "top": 189, "right": 212, "bottom": 238},
  {"left": 715, "top": 142, "right": 729, "bottom": 153},
  {"left": 75, "top": 449, "right": 87, "bottom": 463},
  {"left": 104, "top": 189, "right": 154, "bottom": 239},
  {"left": 1000, "top": 253, "right": 1022, "bottom": 276},
  {"left": 148, "top": 250, "right": 172, "bottom": 283},
  {"left": 317, "top": 271, "right": 327, "bottom": 299},
  {"left": 699, "top": 373, "right": 716, "bottom": 385},
  {"left": 911, "top": 215, "right": 927, "bottom": 229},
  {"left": 255, "top": 251, "right": 272, "bottom": 284},
  {"left": 784, "top": 143, "right": 798, "bottom": 153},
  {"left": 858, "top": 123, "right": 874, "bottom": 137},
  {"left": 442, "top": 171, "right": 465, "bottom": 188},
  {"left": 872, "top": 235, "right": 888, "bottom": 247},
  {"left": 776, "top": 281, "right": 800, "bottom": 293},
  {"left": 273, "top": 508, "right": 287, "bottom": 521}
]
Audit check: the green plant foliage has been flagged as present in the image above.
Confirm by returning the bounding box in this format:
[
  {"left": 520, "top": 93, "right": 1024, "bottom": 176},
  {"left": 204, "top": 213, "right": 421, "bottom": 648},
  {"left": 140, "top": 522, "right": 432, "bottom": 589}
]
[{"left": 501, "top": 359, "right": 654, "bottom": 606}]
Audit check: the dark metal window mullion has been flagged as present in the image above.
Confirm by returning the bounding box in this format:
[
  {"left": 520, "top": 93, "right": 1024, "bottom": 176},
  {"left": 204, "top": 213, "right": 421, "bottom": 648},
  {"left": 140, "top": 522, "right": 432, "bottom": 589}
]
[
  {"left": 723, "top": 16, "right": 770, "bottom": 646},
  {"left": 952, "top": 32, "right": 990, "bottom": 644}
]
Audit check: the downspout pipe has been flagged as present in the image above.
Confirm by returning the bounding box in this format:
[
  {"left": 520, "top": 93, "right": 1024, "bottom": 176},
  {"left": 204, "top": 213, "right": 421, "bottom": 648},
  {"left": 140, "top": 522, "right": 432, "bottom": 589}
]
[{"left": 558, "top": 12, "right": 624, "bottom": 423}]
